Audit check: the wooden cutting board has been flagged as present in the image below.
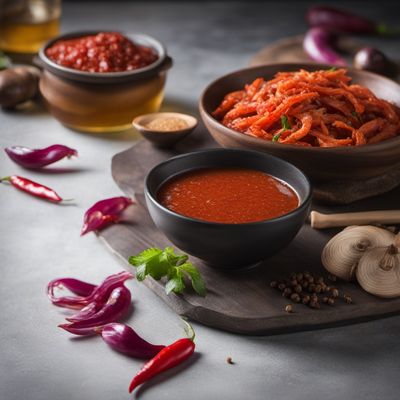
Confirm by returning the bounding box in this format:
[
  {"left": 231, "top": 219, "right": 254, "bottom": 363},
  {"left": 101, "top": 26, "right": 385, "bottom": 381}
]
[{"left": 98, "top": 130, "right": 400, "bottom": 335}]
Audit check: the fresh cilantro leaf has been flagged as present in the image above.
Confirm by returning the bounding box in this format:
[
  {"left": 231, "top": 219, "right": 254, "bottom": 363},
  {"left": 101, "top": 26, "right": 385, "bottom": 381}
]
[
  {"left": 162, "top": 246, "right": 188, "bottom": 266},
  {"left": 129, "top": 248, "right": 162, "bottom": 266},
  {"left": 128, "top": 247, "right": 207, "bottom": 297},
  {"left": 165, "top": 268, "right": 185, "bottom": 294},
  {"left": 179, "top": 262, "right": 207, "bottom": 297},
  {"left": 135, "top": 263, "right": 147, "bottom": 281},
  {"left": 129, "top": 247, "right": 169, "bottom": 280},
  {"left": 328, "top": 66, "right": 337, "bottom": 72}
]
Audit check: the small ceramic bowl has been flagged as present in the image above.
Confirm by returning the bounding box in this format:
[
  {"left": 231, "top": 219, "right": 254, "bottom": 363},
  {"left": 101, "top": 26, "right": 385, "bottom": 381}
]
[
  {"left": 145, "top": 148, "right": 312, "bottom": 269},
  {"left": 37, "top": 31, "right": 172, "bottom": 133},
  {"left": 199, "top": 63, "right": 400, "bottom": 182},
  {"left": 133, "top": 112, "right": 198, "bottom": 147}
]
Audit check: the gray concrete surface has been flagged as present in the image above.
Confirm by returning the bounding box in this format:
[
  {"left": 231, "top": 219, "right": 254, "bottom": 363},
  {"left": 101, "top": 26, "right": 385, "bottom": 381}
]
[{"left": 1, "top": 2, "right": 400, "bottom": 399}]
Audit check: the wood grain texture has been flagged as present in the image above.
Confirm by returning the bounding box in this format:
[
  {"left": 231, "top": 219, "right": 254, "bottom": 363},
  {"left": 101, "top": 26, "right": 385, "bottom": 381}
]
[{"left": 98, "top": 131, "right": 400, "bottom": 335}]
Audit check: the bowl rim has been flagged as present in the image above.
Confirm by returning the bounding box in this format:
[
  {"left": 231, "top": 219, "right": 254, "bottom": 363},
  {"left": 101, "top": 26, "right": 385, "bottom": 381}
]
[
  {"left": 132, "top": 112, "right": 198, "bottom": 134},
  {"left": 38, "top": 30, "right": 169, "bottom": 83},
  {"left": 199, "top": 62, "right": 400, "bottom": 153},
  {"left": 145, "top": 148, "right": 312, "bottom": 227}
]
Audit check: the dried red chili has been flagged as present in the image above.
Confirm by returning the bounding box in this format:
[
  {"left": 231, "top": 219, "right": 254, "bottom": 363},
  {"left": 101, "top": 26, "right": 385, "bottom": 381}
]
[
  {"left": 45, "top": 32, "right": 158, "bottom": 73},
  {"left": 128, "top": 321, "right": 196, "bottom": 393},
  {"left": 1, "top": 175, "right": 66, "bottom": 202}
]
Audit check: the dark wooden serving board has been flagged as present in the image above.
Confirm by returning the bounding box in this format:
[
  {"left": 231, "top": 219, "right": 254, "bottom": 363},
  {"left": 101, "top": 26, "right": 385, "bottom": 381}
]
[{"left": 98, "top": 128, "right": 400, "bottom": 335}]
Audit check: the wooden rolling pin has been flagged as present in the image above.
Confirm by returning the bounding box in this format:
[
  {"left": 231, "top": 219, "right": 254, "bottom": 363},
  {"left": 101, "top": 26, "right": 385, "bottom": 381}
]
[{"left": 310, "top": 210, "right": 400, "bottom": 229}]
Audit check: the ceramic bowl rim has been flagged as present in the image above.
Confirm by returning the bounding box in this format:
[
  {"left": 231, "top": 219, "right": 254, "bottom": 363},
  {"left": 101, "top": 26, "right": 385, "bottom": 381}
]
[
  {"left": 145, "top": 148, "right": 312, "bottom": 227},
  {"left": 199, "top": 62, "right": 400, "bottom": 153},
  {"left": 38, "top": 30, "right": 168, "bottom": 83},
  {"left": 133, "top": 112, "right": 198, "bottom": 134}
]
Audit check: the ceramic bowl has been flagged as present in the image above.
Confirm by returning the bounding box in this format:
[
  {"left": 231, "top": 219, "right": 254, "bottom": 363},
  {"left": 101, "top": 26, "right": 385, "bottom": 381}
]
[
  {"left": 144, "top": 148, "right": 312, "bottom": 269},
  {"left": 199, "top": 63, "right": 400, "bottom": 182},
  {"left": 132, "top": 112, "right": 197, "bottom": 147},
  {"left": 37, "top": 31, "right": 172, "bottom": 133}
]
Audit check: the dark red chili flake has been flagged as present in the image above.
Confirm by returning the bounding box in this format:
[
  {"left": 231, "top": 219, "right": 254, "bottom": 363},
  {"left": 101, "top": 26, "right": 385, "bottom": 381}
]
[{"left": 45, "top": 32, "right": 158, "bottom": 73}]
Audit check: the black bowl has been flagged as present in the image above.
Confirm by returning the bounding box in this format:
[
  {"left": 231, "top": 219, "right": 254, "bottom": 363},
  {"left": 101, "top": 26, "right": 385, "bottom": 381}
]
[{"left": 144, "top": 149, "right": 312, "bottom": 269}]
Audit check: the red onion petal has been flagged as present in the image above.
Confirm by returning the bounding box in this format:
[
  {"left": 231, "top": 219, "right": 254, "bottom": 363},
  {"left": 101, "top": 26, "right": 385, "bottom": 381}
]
[
  {"left": 66, "top": 302, "right": 100, "bottom": 322},
  {"left": 4, "top": 145, "right": 78, "bottom": 169},
  {"left": 58, "top": 286, "right": 131, "bottom": 335},
  {"left": 47, "top": 277, "right": 97, "bottom": 309},
  {"left": 81, "top": 196, "right": 134, "bottom": 236},
  {"left": 47, "top": 271, "right": 132, "bottom": 309},
  {"left": 101, "top": 323, "right": 165, "bottom": 359}
]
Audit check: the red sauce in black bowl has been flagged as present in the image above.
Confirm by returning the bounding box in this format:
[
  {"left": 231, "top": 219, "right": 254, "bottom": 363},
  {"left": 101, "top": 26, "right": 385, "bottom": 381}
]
[{"left": 157, "top": 167, "right": 299, "bottom": 224}]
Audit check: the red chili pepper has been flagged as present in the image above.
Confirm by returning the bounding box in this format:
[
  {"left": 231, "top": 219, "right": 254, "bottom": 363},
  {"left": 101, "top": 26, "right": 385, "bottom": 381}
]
[
  {"left": 1, "top": 175, "right": 65, "bottom": 202},
  {"left": 128, "top": 321, "right": 195, "bottom": 393}
]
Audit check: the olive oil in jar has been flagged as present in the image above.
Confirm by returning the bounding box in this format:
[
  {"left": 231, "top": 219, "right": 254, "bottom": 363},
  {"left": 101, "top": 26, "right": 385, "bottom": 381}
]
[{"left": 0, "top": 0, "right": 61, "bottom": 53}]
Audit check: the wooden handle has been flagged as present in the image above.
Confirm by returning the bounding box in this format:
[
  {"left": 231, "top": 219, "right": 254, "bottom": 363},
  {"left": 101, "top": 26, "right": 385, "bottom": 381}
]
[{"left": 310, "top": 210, "right": 400, "bottom": 229}]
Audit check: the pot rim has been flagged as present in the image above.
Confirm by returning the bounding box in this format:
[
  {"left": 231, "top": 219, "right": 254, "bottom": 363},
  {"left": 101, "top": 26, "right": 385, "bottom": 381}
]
[{"left": 38, "top": 31, "right": 171, "bottom": 84}]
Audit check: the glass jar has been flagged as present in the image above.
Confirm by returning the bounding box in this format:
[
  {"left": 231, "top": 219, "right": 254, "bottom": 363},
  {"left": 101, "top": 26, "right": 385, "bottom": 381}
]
[{"left": 0, "top": 0, "right": 61, "bottom": 53}]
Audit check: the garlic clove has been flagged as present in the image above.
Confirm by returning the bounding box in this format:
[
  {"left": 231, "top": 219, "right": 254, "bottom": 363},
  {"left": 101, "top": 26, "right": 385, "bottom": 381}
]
[
  {"left": 356, "top": 245, "right": 400, "bottom": 298},
  {"left": 321, "top": 226, "right": 395, "bottom": 281}
]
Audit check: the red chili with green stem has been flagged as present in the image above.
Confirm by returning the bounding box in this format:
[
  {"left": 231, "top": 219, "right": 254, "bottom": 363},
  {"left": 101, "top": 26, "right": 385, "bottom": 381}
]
[
  {"left": 128, "top": 320, "right": 196, "bottom": 393},
  {"left": 0, "top": 175, "right": 66, "bottom": 202}
]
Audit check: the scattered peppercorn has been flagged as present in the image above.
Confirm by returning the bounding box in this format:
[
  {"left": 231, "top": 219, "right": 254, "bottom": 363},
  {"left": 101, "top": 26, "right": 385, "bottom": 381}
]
[
  {"left": 278, "top": 283, "right": 286, "bottom": 291},
  {"left": 290, "top": 293, "right": 301, "bottom": 303},
  {"left": 282, "top": 288, "right": 292, "bottom": 298},
  {"left": 328, "top": 274, "right": 337, "bottom": 282},
  {"left": 344, "top": 294, "right": 353, "bottom": 304},
  {"left": 226, "top": 357, "right": 235, "bottom": 365},
  {"left": 285, "top": 304, "right": 293, "bottom": 313},
  {"left": 270, "top": 270, "right": 353, "bottom": 312},
  {"left": 331, "top": 288, "right": 339, "bottom": 298},
  {"left": 309, "top": 301, "right": 320, "bottom": 309},
  {"left": 294, "top": 284, "right": 302, "bottom": 293}
]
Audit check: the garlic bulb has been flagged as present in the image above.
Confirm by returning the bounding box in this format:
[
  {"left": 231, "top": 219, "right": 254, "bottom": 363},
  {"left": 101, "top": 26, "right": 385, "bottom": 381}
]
[
  {"left": 356, "top": 244, "right": 400, "bottom": 298},
  {"left": 321, "top": 225, "right": 395, "bottom": 281}
]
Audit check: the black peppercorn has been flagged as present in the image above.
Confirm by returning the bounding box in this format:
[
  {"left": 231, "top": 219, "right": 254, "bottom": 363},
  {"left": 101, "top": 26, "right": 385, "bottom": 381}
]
[
  {"left": 270, "top": 281, "right": 278, "bottom": 288},
  {"left": 331, "top": 288, "right": 339, "bottom": 298},
  {"left": 290, "top": 293, "right": 301, "bottom": 303},
  {"left": 278, "top": 283, "right": 286, "bottom": 291},
  {"left": 285, "top": 304, "right": 293, "bottom": 313},
  {"left": 327, "top": 298, "right": 335, "bottom": 306},
  {"left": 294, "top": 284, "right": 302, "bottom": 293},
  {"left": 309, "top": 301, "right": 320, "bottom": 309},
  {"left": 344, "top": 294, "right": 353, "bottom": 304},
  {"left": 296, "top": 273, "right": 304, "bottom": 281},
  {"left": 282, "top": 288, "right": 292, "bottom": 297}
]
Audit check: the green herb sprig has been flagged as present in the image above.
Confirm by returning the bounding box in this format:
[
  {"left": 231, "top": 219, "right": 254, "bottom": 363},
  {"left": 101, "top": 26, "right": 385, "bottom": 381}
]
[
  {"left": 272, "top": 114, "right": 292, "bottom": 142},
  {"left": 129, "top": 247, "right": 207, "bottom": 297}
]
